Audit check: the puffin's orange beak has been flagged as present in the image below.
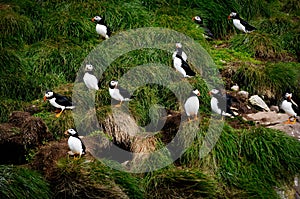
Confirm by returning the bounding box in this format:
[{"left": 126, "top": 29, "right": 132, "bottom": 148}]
[
  {"left": 208, "top": 91, "right": 212, "bottom": 96},
  {"left": 91, "top": 18, "right": 95, "bottom": 22},
  {"left": 197, "top": 93, "right": 200, "bottom": 96},
  {"left": 64, "top": 130, "right": 69, "bottom": 136},
  {"left": 43, "top": 96, "right": 47, "bottom": 102},
  {"left": 192, "top": 17, "right": 195, "bottom": 21},
  {"left": 228, "top": 15, "right": 231, "bottom": 20}
]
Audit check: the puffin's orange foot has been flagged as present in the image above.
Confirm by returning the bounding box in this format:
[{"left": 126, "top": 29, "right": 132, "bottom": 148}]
[
  {"left": 55, "top": 109, "right": 61, "bottom": 113},
  {"left": 55, "top": 111, "right": 63, "bottom": 118},
  {"left": 284, "top": 119, "right": 296, "bottom": 124}
]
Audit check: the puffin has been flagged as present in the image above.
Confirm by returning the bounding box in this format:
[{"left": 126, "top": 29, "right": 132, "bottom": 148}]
[
  {"left": 192, "top": 16, "right": 214, "bottom": 40},
  {"left": 280, "top": 93, "right": 298, "bottom": 124},
  {"left": 109, "top": 80, "right": 132, "bottom": 107},
  {"left": 91, "top": 16, "right": 111, "bottom": 39},
  {"left": 172, "top": 54, "right": 196, "bottom": 78},
  {"left": 228, "top": 12, "right": 256, "bottom": 33},
  {"left": 184, "top": 89, "right": 200, "bottom": 121},
  {"left": 43, "top": 90, "right": 75, "bottom": 117},
  {"left": 64, "top": 129, "right": 86, "bottom": 159},
  {"left": 83, "top": 64, "right": 99, "bottom": 90},
  {"left": 209, "top": 88, "right": 235, "bottom": 118},
  {"left": 172, "top": 43, "right": 187, "bottom": 62}
]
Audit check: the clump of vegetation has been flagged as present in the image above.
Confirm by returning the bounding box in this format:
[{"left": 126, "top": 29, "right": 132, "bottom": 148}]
[
  {"left": 232, "top": 62, "right": 300, "bottom": 102},
  {"left": 0, "top": 165, "right": 50, "bottom": 199},
  {"left": 52, "top": 158, "right": 144, "bottom": 199},
  {"left": 143, "top": 167, "right": 218, "bottom": 198}
]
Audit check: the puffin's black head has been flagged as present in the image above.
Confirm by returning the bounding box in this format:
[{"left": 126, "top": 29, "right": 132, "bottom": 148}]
[
  {"left": 109, "top": 80, "right": 118, "bottom": 89},
  {"left": 91, "top": 16, "right": 103, "bottom": 23},
  {"left": 192, "top": 16, "right": 203, "bottom": 24},
  {"left": 64, "top": 128, "right": 79, "bottom": 137},
  {"left": 228, "top": 12, "right": 239, "bottom": 20},
  {"left": 208, "top": 88, "right": 220, "bottom": 96},
  {"left": 175, "top": 42, "right": 182, "bottom": 49},
  {"left": 192, "top": 89, "right": 201, "bottom": 96},
  {"left": 85, "top": 64, "right": 94, "bottom": 72},
  {"left": 285, "top": 93, "right": 292, "bottom": 100},
  {"left": 44, "top": 90, "right": 54, "bottom": 101}
]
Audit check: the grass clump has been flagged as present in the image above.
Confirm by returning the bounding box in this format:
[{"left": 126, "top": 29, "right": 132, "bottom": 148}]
[
  {"left": 143, "top": 167, "right": 217, "bottom": 198},
  {"left": 0, "top": 165, "right": 50, "bottom": 199},
  {"left": 230, "top": 32, "right": 289, "bottom": 61},
  {"left": 53, "top": 158, "right": 144, "bottom": 199},
  {"left": 233, "top": 61, "right": 300, "bottom": 102}
]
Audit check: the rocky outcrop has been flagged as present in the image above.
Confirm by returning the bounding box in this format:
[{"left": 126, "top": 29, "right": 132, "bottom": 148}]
[{"left": 245, "top": 111, "right": 300, "bottom": 141}]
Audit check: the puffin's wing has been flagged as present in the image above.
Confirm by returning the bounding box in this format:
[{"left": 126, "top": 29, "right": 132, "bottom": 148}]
[
  {"left": 204, "top": 27, "right": 214, "bottom": 39},
  {"left": 181, "top": 60, "right": 196, "bottom": 76},
  {"left": 119, "top": 86, "right": 131, "bottom": 99},
  {"left": 240, "top": 19, "right": 256, "bottom": 31},
  {"left": 55, "top": 93, "right": 73, "bottom": 107},
  {"left": 79, "top": 138, "right": 86, "bottom": 154}
]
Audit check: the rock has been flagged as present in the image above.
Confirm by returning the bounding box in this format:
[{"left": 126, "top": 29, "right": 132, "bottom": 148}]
[
  {"left": 231, "top": 84, "right": 239, "bottom": 91},
  {"left": 246, "top": 111, "right": 289, "bottom": 125},
  {"left": 270, "top": 105, "right": 279, "bottom": 113},
  {"left": 249, "top": 95, "right": 270, "bottom": 112},
  {"left": 245, "top": 111, "right": 300, "bottom": 141},
  {"left": 237, "top": 90, "right": 249, "bottom": 100}
]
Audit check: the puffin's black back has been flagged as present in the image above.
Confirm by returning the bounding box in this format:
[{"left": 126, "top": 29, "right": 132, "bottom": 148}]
[{"left": 175, "top": 54, "right": 196, "bottom": 76}]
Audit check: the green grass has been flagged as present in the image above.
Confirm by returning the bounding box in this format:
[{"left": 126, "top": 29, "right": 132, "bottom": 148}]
[
  {"left": 1, "top": 0, "right": 300, "bottom": 198},
  {"left": 54, "top": 158, "right": 144, "bottom": 198},
  {"left": 0, "top": 165, "right": 50, "bottom": 199}
]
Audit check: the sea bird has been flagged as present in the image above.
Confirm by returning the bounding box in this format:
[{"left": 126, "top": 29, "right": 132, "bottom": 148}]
[
  {"left": 184, "top": 89, "right": 200, "bottom": 121},
  {"left": 228, "top": 12, "right": 256, "bottom": 33},
  {"left": 109, "top": 80, "right": 132, "bottom": 107},
  {"left": 91, "top": 16, "right": 111, "bottom": 39},
  {"left": 192, "top": 16, "right": 214, "bottom": 40},
  {"left": 43, "top": 90, "right": 75, "bottom": 117},
  {"left": 83, "top": 64, "right": 99, "bottom": 90},
  {"left": 280, "top": 93, "right": 298, "bottom": 124},
  {"left": 209, "top": 88, "right": 235, "bottom": 118},
  {"left": 172, "top": 54, "right": 196, "bottom": 78},
  {"left": 64, "top": 129, "right": 86, "bottom": 159}
]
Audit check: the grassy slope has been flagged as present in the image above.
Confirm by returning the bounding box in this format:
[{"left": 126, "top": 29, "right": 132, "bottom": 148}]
[{"left": 0, "top": 0, "right": 300, "bottom": 198}]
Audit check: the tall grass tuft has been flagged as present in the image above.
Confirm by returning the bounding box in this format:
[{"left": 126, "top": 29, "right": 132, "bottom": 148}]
[
  {"left": 230, "top": 32, "right": 288, "bottom": 60},
  {"left": 53, "top": 158, "right": 144, "bottom": 198},
  {"left": 0, "top": 7, "right": 35, "bottom": 47},
  {"left": 143, "top": 167, "right": 217, "bottom": 198},
  {"left": 0, "top": 165, "right": 50, "bottom": 199},
  {"left": 240, "top": 127, "right": 300, "bottom": 182},
  {"left": 233, "top": 62, "right": 300, "bottom": 102}
]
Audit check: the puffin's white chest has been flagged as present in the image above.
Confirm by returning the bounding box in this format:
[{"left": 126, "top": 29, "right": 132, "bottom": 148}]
[
  {"left": 184, "top": 96, "right": 199, "bottom": 116},
  {"left": 281, "top": 100, "right": 297, "bottom": 116},
  {"left": 173, "top": 57, "right": 187, "bottom": 77},
  {"left": 109, "top": 88, "right": 123, "bottom": 101},
  {"left": 83, "top": 73, "right": 99, "bottom": 90},
  {"left": 233, "top": 19, "right": 246, "bottom": 32},
  {"left": 96, "top": 24, "right": 108, "bottom": 38},
  {"left": 211, "top": 97, "right": 222, "bottom": 115},
  {"left": 68, "top": 136, "right": 83, "bottom": 155},
  {"left": 49, "top": 98, "right": 63, "bottom": 109}
]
